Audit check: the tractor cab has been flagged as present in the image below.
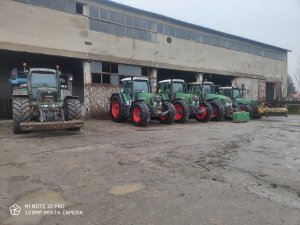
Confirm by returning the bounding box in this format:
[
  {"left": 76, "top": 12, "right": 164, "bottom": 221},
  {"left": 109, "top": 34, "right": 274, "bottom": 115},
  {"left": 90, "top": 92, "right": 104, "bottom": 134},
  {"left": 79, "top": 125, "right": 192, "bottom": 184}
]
[
  {"left": 121, "top": 77, "right": 150, "bottom": 94},
  {"left": 120, "top": 77, "right": 156, "bottom": 105},
  {"left": 202, "top": 82, "right": 215, "bottom": 94},
  {"left": 158, "top": 79, "right": 195, "bottom": 104},
  {"left": 220, "top": 87, "right": 241, "bottom": 99}
]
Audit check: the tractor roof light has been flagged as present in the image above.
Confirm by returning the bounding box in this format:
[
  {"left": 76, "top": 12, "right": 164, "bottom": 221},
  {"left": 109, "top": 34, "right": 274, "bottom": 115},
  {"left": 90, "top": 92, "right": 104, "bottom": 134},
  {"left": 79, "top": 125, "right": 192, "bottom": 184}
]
[{"left": 23, "top": 62, "right": 27, "bottom": 72}]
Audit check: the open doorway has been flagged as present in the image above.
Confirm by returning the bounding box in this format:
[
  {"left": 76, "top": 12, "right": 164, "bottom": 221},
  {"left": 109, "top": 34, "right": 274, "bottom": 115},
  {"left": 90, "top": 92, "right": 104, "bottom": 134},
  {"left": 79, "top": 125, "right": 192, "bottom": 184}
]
[
  {"left": 266, "top": 82, "right": 275, "bottom": 101},
  {"left": 0, "top": 50, "right": 84, "bottom": 118}
]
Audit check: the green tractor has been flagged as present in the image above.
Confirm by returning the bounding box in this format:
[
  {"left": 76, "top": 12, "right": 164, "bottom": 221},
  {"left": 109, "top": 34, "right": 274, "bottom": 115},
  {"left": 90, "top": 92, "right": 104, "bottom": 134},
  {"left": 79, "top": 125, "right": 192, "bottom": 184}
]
[
  {"left": 219, "top": 87, "right": 256, "bottom": 117},
  {"left": 110, "top": 77, "right": 175, "bottom": 127},
  {"left": 9, "top": 65, "right": 83, "bottom": 134},
  {"left": 157, "top": 79, "right": 212, "bottom": 123},
  {"left": 188, "top": 81, "right": 237, "bottom": 121},
  {"left": 218, "top": 86, "right": 289, "bottom": 118}
]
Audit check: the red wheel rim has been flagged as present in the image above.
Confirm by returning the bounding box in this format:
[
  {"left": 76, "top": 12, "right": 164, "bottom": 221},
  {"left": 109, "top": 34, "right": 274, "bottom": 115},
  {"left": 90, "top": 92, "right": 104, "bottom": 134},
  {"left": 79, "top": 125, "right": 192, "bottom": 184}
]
[
  {"left": 174, "top": 103, "right": 184, "bottom": 121},
  {"left": 195, "top": 105, "right": 207, "bottom": 120},
  {"left": 111, "top": 101, "right": 120, "bottom": 118},
  {"left": 132, "top": 107, "right": 141, "bottom": 123},
  {"left": 211, "top": 104, "right": 218, "bottom": 118}
]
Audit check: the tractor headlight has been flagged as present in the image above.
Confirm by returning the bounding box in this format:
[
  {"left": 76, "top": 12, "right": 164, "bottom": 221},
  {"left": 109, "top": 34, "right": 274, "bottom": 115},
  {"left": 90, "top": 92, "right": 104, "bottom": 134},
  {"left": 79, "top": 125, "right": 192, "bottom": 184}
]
[{"left": 225, "top": 100, "right": 232, "bottom": 107}]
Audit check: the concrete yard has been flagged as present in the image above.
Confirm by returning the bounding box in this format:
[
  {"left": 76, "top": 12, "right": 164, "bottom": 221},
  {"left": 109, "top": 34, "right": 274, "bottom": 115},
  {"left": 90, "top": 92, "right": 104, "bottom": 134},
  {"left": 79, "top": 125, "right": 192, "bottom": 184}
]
[{"left": 0, "top": 116, "right": 299, "bottom": 225}]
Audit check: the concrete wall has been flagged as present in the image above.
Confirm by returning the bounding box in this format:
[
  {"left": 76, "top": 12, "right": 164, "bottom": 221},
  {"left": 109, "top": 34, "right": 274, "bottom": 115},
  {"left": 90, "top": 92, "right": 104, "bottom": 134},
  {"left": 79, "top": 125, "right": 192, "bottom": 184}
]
[
  {"left": 0, "top": 0, "right": 288, "bottom": 83},
  {"left": 233, "top": 77, "right": 259, "bottom": 100}
]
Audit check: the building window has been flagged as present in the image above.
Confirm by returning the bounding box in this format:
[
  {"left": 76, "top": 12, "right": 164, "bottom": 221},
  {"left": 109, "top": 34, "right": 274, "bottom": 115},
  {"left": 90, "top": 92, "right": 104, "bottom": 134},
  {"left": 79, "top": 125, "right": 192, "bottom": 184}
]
[
  {"left": 89, "top": 5, "right": 99, "bottom": 18},
  {"left": 76, "top": 2, "right": 84, "bottom": 14},
  {"left": 65, "top": 0, "right": 76, "bottom": 13}
]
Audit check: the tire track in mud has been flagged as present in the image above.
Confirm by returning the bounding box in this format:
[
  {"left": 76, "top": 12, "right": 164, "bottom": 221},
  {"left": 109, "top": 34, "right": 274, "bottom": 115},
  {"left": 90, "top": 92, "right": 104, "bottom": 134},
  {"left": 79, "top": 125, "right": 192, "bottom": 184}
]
[{"left": 228, "top": 166, "right": 300, "bottom": 210}]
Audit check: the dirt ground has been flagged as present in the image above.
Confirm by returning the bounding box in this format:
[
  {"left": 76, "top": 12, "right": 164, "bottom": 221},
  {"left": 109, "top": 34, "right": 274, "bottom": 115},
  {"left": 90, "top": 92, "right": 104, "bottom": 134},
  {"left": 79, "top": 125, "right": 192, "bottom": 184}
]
[{"left": 0, "top": 116, "right": 299, "bottom": 225}]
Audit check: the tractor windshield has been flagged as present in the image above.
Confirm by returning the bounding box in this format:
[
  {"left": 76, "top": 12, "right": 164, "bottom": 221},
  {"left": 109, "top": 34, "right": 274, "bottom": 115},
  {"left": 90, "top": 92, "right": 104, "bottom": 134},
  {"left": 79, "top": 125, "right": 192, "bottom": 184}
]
[
  {"left": 133, "top": 80, "right": 149, "bottom": 93},
  {"left": 31, "top": 72, "right": 57, "bottom": 88},
  {"left": 203, "top": 84, "right": 215, "bottom": 94},
  {"left": 233, "top": 89, "right": 241, "bottom": 98},
  {"left": 222, "top": 89, "right": 232, "bottom": 98},
  {"left": 173, "top": 82, "right": 184, "bottom": 93}
]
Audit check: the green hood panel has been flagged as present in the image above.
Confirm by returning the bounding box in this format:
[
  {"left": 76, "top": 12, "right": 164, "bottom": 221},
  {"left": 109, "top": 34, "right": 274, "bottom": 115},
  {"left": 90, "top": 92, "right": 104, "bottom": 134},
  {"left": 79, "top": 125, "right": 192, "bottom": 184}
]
[
  {"left": 235, "top": 98, "right": 257, "bottom": 105},
  {"left": 175, "top": 93, "right": 194, "bottom": 105},
  {"left": 205, "top": 93, "right": 231, "bottom": 101}
]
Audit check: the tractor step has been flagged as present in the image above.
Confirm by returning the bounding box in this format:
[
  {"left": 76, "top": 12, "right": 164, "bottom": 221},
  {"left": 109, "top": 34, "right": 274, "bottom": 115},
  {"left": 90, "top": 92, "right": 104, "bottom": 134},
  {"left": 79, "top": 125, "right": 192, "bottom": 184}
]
[
  {"left": 233, "top": 112, "right": 250, "bottom": 123},
  {"left": 19, "top": 120, "right": 83, "bottom": 131}
]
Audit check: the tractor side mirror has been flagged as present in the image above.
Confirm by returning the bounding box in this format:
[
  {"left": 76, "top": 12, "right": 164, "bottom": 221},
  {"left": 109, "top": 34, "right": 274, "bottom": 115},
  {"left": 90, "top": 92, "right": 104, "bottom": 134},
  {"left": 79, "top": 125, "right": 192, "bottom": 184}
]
[{"left": 215, "top": 86, "right": 220, "bottom": 93}]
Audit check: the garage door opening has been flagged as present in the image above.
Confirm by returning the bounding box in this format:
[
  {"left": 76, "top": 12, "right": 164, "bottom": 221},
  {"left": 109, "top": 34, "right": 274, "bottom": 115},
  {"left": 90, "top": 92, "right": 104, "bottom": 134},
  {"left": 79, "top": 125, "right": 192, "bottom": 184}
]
[
  {"left": 157, "top": 69, "right": 198, "bottom": 83},
  {"left": 203, "top": 73, "right": 234, "bottom": 86},
  {"left": 0, "top": 50, "right": 84, "bottom": 118}
]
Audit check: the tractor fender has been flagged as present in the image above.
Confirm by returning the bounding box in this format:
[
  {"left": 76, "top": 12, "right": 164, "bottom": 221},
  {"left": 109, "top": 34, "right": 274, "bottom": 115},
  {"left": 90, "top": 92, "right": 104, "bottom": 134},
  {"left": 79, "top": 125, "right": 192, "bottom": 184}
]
[
  {"left": 110, "top": 93, "right": 126, "bottom": 104},
  {"left": 174, "top": 97, "right": 185, "bottom": 101},
  {"left": 109, "top": 93, "right": 126, "bottom": 105},
  {"left": 206, "top": 98, "right": 219, "bottom": 102},
  {"left": 129, "top": 100, "right": 146, "bottom": 110}
]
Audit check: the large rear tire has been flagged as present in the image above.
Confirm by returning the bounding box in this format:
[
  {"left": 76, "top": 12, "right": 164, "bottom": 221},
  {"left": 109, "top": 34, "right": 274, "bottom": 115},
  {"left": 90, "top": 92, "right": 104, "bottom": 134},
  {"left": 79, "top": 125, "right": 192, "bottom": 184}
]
[
  {"left": 160, "top": 101, "right": 175, "bottom": 124},
  {"left": 173, "top": 100, "right": 189, "bottom": 123},
  {"left": 110, "top": 95, "right": 128, "bottom": 122},
  {"left": 12, "top": 97, "right": 31, "bottom": 134},
  {"left": 65, "top": 99, "right": 82, "bottom": 120},
  {"left": 210, "top": 100, "right": 225, "bottom": 121},
  {"left": 195, "top": 102, "right": 212, "bottom": 122},
  {"left": 130, "top": 102, "right": 150, "bottom": 127}
]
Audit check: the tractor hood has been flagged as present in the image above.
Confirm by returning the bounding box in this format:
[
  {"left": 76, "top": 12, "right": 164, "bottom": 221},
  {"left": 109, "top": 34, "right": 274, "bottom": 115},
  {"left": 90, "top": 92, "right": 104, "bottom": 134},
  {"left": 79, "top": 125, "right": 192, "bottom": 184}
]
[
  {"left": 205, "top": 93, "right": 232, "bottom": 107},
  {"left": 175, "top": 93, "right": 197, "bottom": 105},
  {"left": 235, "top": 98, "right": 257, "bottom": 105},
  {"left": 137, "top": 92, "right": 161, "bottom": 107},
  {"left": 206, "top": 93, "right": 231, "bottom": 102}
]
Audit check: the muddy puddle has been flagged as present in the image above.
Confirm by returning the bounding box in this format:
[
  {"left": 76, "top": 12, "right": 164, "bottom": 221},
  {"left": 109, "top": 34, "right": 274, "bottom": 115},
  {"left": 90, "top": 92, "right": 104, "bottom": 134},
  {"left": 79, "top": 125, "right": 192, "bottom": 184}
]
[{"left": 109, "top": 182, "right": 145, "bottom": 195}]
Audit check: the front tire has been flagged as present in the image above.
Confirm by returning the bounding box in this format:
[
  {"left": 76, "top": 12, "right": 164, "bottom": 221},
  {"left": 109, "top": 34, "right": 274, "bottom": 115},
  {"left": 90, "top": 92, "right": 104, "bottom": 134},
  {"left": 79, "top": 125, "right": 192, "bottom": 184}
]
[
  {"left": 173, "top": 100, "right": 189, "bottom": 123},
  {"left": 65, "top": 99, "right": 82, "bottom": 120},
  {"left": 130, "top": 102, "right": 150, "bottom": 127},
  {"left": 160, "top": 102, "right": 175, "bottom": 124},
  {"left": 195, "top": 102, "right": 212, "bottom": 122},
  {"left": 210, "top": 100, "right": 225, "bottom": 121},
  {"left": 12, "top": 97, "right": 31, "bottom": 134}
]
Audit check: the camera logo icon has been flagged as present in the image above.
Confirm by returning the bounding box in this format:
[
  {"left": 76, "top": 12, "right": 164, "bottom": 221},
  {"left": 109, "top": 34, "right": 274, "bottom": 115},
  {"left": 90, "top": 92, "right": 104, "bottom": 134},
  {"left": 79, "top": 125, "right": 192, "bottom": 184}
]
[{"left": 10, "top": 204, "right": 21, "bottom": 216}]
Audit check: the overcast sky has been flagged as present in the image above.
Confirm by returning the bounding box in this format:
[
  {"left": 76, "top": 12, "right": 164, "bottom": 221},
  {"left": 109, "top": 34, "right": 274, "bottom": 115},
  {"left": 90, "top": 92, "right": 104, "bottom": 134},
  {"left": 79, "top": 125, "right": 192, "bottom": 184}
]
[{"left": 112, "top": 0, "right": 300, "bottom": 89}]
